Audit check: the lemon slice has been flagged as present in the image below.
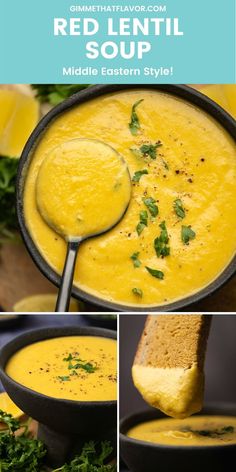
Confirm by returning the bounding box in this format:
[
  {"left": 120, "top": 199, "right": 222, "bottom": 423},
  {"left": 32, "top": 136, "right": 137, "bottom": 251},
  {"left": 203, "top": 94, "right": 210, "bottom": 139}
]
[
  {"left": 195, "top": 84, "right": 236, "bottom": 118},
  {"left": 0, "top": 392, "right": 23, "bottom": 424},
  {"left": 13, "top": 294, "right": 81, "bottom": 312},
  {"left": 0, "top": 89, "right": 39, "bottom": 157}
]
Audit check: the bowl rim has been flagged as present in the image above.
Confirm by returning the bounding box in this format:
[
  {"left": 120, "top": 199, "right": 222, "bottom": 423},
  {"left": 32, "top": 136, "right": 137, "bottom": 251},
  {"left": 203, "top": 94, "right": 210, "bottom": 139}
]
[
  {"left": 0, "top": 325, "right": 117, "bottom": 408},
  {"left": 119, "top": 404, "right": 236, "bottom": 451},
  {"left": 16, "top": 84, "right": 236, "bottom": 312}
]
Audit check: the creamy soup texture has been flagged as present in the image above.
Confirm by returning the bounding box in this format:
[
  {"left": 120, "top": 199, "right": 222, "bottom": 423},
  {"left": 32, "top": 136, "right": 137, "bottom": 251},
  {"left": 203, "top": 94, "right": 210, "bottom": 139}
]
[
  {"left": 127, "top": 416, "right": 236, "bottom": 446},
  {"left": 6, "top": 336, "right": 117, "bottom": 401},
  {"left": 24, "top": 89, "right": 236, "bottom": 306},
  {"left": 36, "top": 139, "right": 131, "bottom": 240}
]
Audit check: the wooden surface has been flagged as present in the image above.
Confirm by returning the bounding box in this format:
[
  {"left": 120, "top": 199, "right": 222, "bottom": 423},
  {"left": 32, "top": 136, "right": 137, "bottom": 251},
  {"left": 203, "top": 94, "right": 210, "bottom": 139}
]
[{"left": 0, "top": 241, "right": 56, "bottom": 311}]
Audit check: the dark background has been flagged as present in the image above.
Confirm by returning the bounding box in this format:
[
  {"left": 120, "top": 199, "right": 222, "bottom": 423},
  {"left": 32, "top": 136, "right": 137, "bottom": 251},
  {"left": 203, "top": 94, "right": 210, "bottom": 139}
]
[{"left": 120, "top": 314, "right": 236, "bottom": 418}]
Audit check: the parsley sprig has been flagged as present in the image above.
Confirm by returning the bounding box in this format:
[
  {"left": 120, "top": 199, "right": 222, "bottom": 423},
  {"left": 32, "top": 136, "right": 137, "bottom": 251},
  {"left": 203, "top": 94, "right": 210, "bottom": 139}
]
[
  {"left": 54, "top": 440, "right": 116, "bottom": 472},
  {"left": 132, "top": 288, "right": 143, "bottom": 297},
  {"left": 131, "top": 141, "right": 162, "bottom": 160},
  {"left": 145, "top": 266, "right": 164, "bottom": 280},
  {"left": 143, "top": 197, "right": 159, "bottom": 217},
  {"left": 130, "top": 252, "right": 141, "bottom": 268},
  {"left": 181, "top": 225, "right": 196, "bottom": 245},
  {"left": 136, "top": 210, "right": 148, "bottom": 236},
  {"left": 154, "top": 221, "right": 170, "bottom": 258},
  {"left": 132, "top": 169, "right": 148, "bottom": 183},
  {"left": 129, "top": 99, "right": 144, "bottom": 135},
  {"left": 174, "top": 199, "right": 185, "bottom": 219},
  {"left": 62, "top": 353, "right": 97, "bottom": 379},
  {"left": 0, "top": 410, "right": 46, "bottom": 471}
]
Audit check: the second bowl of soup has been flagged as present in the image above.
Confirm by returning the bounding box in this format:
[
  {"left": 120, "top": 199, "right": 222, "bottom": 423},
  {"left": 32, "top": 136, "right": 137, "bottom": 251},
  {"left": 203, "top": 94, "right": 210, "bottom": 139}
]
[{"left": 0, "top": 326, "right": 117, "bottom": 433}]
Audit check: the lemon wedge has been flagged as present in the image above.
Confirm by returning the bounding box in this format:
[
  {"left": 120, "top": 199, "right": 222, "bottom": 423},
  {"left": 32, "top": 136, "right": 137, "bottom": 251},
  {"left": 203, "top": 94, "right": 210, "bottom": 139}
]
[
  {"left": 0, "top": 89, "right": 39, "bottom": 157},
  {"left": 0, "top": 392, "right": 23, "bottom": 423},
  {"left": 194, "top": 84, "right": 236, "bottom": 118},
  {"left": 13, "top": 294, "right": 81, "bottom": 312}
]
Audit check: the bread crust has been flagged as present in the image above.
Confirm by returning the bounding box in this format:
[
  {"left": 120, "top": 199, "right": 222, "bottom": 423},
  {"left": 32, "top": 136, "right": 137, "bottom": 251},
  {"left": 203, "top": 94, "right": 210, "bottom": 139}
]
[{"left": 134, "top": 314, "right": 212, "bottom": 370}]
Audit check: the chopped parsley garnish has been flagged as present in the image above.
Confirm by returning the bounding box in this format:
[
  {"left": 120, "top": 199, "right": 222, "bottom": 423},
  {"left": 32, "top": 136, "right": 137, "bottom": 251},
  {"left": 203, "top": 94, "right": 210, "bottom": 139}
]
[
  {"left": 63, "top": 353, "right": 97, "bottom": 376},
  {"left": 130, "top": 252, "right": 142, "bottom": 268},
  {"left": 181, "top": 225, "right": 196, "bottom": 245},
  {"left": 0, "top": 411, "right": 115, "bottom": 472},
  {"left": 132, "top": 287, "right": 143, "bottom": 297},
  {"left": 56, "top": 440, "right": 116, "bottom": 472},
  {"left": 58, "top": 375, "right": 70, "bottom": 382},
  {"left": 0, "top": 410, "right": 46, "bottom": 471},
  {"left": 136, "top": 210, "right": 148, "bottom": 235},
  {"left": 129, "top": 99, "right": 144, "bottom": 135},
  {"left": 174, "top": 198, "right": 186, "bottom": 219},
  {"left": 132, "top": 169, "right": 149, "bottom": 182},
  {"left": 162, "top": 159, "right": 169, "bottom": 170},
  {"left": 145, "top": 266, "right": 164, "bottom": 279},
  {"left": 154, "top": 221, "right": 170, "bottom": 258},
  {"left": 130, "top": 141, "right": 162, "bottom": 160},
  {"left": 143, "top": 197, "right": 159, "bottom": 217},
  {"left": 0, "top": 409, "right": 20, "bottom": 433},
  {"left": 140, "top": 142, "right": 162, "bottom": 159},
  {"left": 180, "top": 425, "right": 234, "bottom": 438}
]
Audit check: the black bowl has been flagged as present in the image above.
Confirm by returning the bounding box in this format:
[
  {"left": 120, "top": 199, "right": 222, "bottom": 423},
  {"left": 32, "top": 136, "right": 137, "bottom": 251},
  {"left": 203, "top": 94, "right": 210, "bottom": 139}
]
[
  {"left": 17, "top": 84, "right": 236, "bottom": 312},
  {"left": 0, "top": 326, "right": 116, "bottom": 433},
  {"left": 120, "top": 405, "right": 236, "bottom": 472}
]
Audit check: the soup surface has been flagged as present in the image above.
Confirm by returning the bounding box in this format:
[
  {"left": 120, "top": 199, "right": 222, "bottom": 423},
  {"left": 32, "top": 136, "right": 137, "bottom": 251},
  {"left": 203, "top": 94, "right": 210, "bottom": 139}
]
[
  {"left": 24, "top": 89, "right": 236, "bottom": 306},
  {"left": 6, "top": 336, "right": 117, "bottom": 401},
  {"left": 127, "top": 416, "right": 236, "bottom": 446},
  {"left": 36, "top": 139, "right": 131, "bottom": 240}
]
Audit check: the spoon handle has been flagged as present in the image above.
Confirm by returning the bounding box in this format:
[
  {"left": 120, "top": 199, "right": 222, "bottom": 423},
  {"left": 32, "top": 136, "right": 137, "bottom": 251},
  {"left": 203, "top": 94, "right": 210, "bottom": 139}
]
[{"left": 55, "top": 240, "right": 80, "bottom": 312}]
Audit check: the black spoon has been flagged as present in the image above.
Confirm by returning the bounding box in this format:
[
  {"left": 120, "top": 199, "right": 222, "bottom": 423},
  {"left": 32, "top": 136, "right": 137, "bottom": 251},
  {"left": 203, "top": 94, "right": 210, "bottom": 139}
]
[{"left": 36, "top": 138, "right": 131, "bottom": 312}]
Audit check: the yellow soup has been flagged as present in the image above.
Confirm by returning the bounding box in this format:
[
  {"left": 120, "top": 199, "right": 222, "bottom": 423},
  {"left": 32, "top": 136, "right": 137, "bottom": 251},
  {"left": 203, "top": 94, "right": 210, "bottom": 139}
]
[
  {"left": 6, "top": 336, "right": 117, "bottom": 401},
  {"left": 24, "top": 89, "right": 236, "bottom": 307},
  {"left": 127, "top": 416, "right": 236, "bottom": 446},
  {"left": 36, "top": 139, "right": 131, "bottom": 240}
]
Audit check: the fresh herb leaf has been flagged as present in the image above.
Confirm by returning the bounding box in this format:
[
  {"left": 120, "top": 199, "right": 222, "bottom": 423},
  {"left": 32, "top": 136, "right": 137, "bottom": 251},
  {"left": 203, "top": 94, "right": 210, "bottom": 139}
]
[
  {"left": 31, "top": 84, "right": 91, "bottom": 105},
  {"left": 63, "top": 354, "right": 97, "bottom": 373},
  {"left": 130, "top": 252, "right": 141, "bottom": 268},
  {"left": 181, "top": 225, "right": 196, "bottom": 245},
  {"left": 154, "top": 221, "right": 170, "bottom": 258},
  {"left": 221, "top": 426, "right": 234, "bottom": 434},
  {"left": 140, "top": 142, "right": 162, "bottom": 159},
  {"left": 71, "top": 362, "right": 97, "bottom": 373},
  {"left": 136, "top": 210, "right": 148, "bottom": 236},
  {"left": 0, "top": 410, "right": 20, "bottom": 433},
  {"left": 143, "top": 197, "right": 159, "bottom": 217},
  {"left": 130, "top": 141, "right": 162, "bottom": 160},
  {"left": 145, "top": 266, "right": 164, "bottom": 279},
  {"left": 162, "top": 159, "right": 169, "bottom": 170},
  {"left": 0, "top": 156, "right": 19, "bottom": 241},
  {"left": 129, "top": 99, "right": 143, "bottom": 135},
  {"left": 132, "top": 288, "right": 143, "bottom": 297},
  {"left": 58, "top": 375, "right": 71, "bottom": 381},
  {"left": 63, "top": 354, "right": 73, "bottom": 362},
  {"left": 54, "top": 440, "right": 116, "bottom": 472},
  {"left": 174, "top": 199, "right": 186, "bottom": 219},
  {"left": 132, "top": 169, "right": 148, "bottom": 182},
  {"left": 0, "top": 410, "right": 46, "bottom": 471}
]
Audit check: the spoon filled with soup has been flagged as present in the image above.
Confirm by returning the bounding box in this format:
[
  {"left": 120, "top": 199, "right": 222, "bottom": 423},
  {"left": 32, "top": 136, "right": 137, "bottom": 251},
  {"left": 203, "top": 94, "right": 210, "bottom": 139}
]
[{"left": 36, "top": 138, "right": 131, "bottom": 311}]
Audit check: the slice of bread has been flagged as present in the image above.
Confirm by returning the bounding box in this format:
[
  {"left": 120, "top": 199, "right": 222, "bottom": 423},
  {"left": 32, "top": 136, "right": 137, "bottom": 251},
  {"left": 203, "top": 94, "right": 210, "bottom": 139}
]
[{"left": 132, "top": 314, "right": 212, "bottom": 418}]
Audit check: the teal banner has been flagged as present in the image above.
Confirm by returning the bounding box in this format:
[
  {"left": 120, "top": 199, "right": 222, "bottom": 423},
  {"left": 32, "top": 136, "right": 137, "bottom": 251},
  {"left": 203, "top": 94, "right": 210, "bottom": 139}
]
[{"left": 1, "top": 0, "right": 235, "bottom": 83}]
